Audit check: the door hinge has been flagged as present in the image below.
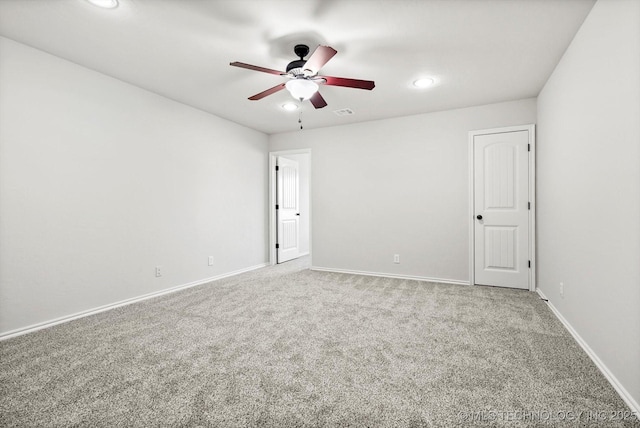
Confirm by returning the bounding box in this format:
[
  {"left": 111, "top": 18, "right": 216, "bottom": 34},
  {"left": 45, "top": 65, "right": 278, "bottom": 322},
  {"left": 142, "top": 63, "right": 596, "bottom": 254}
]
[
  {"left": 275, "top": 165, "right": 279, "bottom": 171},
  {"left": 275, "top": 204, "right": 279, "bottom": 210},
  {"left": 528, "top": 143, "right": 530, "bottom": 152},
  {"left": 275, "top": 243, "right": 279, "bottom": 249},
  {"left": 528, "top": 260, "right": 531, "bottom": 268},
  {"left": 528, "top": 201, "right": 530, "bottom": 210}
]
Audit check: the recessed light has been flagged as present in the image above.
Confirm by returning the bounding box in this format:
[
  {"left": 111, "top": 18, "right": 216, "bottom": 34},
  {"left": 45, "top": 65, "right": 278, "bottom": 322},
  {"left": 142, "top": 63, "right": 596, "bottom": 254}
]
[
  {"left": 413, "top": 77, "right": 435, "bottom": 88},
  {"left": 282, "top": 103, "right": 299, "bottom": 111},
  {"left": 86, "top": 0, "right": 119, "bottom": 9}
]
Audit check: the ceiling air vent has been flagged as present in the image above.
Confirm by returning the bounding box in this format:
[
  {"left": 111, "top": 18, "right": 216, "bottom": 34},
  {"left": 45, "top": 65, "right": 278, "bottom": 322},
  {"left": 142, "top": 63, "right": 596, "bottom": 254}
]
[{"left": 333, "top": 108, "right": 354, "bottom": 116}]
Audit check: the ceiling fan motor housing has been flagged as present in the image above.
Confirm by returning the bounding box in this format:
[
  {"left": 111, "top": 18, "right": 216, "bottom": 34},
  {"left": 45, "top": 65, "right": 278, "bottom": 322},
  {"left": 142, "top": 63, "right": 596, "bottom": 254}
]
[
  {"left": 286, "top": 59, "right": 306, "bottom": 74},
  {"left": 286, "top": 44, "right": 310, "bottom": 74}
]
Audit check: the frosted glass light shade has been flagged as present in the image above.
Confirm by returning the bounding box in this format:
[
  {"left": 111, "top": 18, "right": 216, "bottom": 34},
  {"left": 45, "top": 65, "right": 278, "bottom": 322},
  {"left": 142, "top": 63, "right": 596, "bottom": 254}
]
[{"left": 285, "top": 79, "right": 319, "bottom": 101}]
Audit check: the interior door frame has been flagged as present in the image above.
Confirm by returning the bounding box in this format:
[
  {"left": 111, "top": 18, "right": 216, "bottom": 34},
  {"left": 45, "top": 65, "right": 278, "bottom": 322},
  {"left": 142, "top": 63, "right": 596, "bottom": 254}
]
[
  {"left": 468, "top": 124, "right": 536, "bottom": 291},
  {"left": 269, "top": 148, "right": 312, "bottom": 266}
]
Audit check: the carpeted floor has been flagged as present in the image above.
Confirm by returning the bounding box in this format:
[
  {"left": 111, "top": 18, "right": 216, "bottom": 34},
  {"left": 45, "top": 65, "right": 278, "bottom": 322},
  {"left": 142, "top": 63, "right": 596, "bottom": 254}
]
[{"left": 0, "top": 257, "right": 637, "bottom": 427}]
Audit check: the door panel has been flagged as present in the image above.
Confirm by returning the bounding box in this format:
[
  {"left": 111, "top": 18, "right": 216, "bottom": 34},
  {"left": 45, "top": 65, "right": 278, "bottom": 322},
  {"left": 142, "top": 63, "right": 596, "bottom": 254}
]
[
  {"left": 484, "top": 143, "right": 517, "bottom": 209},
  {"left": 474, "top": 131, "right": 529, "bottom": 289},
  {"left": 484, "top": 226, "right": 517, "bottom": 270},
  {"left": 277, "top": 157, "right": 300, "bottom": 263}
]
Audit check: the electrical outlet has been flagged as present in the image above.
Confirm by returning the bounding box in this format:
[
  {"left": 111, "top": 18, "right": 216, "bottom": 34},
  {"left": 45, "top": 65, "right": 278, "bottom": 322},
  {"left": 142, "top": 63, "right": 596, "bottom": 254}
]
[
  {"left": 208, "top": 256, "right": 214, "bottom": 266},
  {"left": 560, "top": 282, "right": 564, "bottom": 298},
  {"left": 155, "top": 266, "right": 162, "bottom": 277},
  {"left": 393, "top": 254, "right": 400, "bottom": 264}
]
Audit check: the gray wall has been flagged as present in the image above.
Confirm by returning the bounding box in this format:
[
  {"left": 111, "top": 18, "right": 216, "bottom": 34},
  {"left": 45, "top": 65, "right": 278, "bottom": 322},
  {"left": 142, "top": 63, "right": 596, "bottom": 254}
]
[
  {"left": 0, "top": 37, "right": 269, "bottom": 335},
  {"left": 270, "top": 99, "right": 537, "bottom": 282},
  {"left": 537, "top": 0, "right": 640, "bottom": 409}
]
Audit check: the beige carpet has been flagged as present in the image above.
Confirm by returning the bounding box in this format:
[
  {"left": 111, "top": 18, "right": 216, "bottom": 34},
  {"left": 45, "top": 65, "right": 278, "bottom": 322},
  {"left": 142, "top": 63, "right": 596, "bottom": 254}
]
[{"left": 1, "top": 257, "right": 637, "bottom": 427}]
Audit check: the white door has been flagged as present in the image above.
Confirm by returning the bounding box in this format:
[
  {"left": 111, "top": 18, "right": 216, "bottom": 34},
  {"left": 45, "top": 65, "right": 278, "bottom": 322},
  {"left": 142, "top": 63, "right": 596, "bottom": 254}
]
[
  {"left": 473, "top": 130, "right": 530, "bottom": 289},
  {"left": 276, "top": 157, "right": 300, "bottom": 263}
]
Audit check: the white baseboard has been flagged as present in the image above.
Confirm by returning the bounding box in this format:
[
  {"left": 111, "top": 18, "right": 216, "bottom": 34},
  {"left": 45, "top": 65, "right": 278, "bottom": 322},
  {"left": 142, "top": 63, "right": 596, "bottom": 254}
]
[
  {"left": 536, "top": 288, "right": 640, "bottom": 415},
  {"left": 0, "top": 262, "right": 268, "bottom": 341},
  {"left": 311, "top": 266, "right": 469, "bottom": 286}
]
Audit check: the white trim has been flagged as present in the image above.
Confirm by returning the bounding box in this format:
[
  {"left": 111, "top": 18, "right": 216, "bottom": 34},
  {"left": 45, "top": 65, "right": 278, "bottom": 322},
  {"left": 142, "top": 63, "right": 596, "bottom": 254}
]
[
  {"left": 468, "top": 129, "right": 475, "bottom": 287},
  {"left": 469, "top": 124, "right": 536, "bottom": 136},
  {"left": 529, "top": 125, "right": 537, "bottom": 291},
  {"left": 311, "top": 266, "right": 469, "bottom": 286},
  {"left": 536, "top": 289, "right": 640, "bottom": 415},
  {"left": 269, "top": 154, "right": 276, "bottom": 265},
  {"left": 468, "top": 124, "right": 536, "bottom": 291},
  {"left": 268, "top": 148, "right": 312, "bottom": 266},
  {"left": 0, "top": 263, "right": 268, "bottom": 341}
]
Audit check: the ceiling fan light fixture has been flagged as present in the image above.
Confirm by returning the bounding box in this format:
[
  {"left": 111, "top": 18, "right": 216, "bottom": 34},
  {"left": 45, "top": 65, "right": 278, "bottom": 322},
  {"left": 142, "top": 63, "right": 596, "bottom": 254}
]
[
  {"left": 413, "top": 77, "right": 435, "bottom": 88},
  {"left": 285, "top": 79, "right": 319, "bottom": 101},
  {"left": 86, "top": 0, "right": 119, "bottom": 8}
]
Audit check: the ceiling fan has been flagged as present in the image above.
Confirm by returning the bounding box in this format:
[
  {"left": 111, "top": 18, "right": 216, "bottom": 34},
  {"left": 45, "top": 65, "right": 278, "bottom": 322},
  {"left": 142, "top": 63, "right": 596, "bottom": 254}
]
[{"left": 230, "top": 44, "right": 375, "bottom": 109}]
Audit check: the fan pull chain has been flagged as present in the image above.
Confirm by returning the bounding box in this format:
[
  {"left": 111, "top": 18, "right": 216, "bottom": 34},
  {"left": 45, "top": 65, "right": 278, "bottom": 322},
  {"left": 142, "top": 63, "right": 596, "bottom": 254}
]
[{"left": 298, "top": 110, "right": 303, "bottom": 130}]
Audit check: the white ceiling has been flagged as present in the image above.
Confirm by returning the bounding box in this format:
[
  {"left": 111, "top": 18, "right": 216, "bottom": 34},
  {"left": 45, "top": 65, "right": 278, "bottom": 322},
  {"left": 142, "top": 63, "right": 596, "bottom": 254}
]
[{"left": 0, "top": 0, "right": 595, "bottom": 134}]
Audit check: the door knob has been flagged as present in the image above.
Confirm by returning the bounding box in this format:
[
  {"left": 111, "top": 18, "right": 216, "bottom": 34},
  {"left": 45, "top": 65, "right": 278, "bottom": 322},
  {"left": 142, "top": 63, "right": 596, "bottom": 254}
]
[{"left": 476, "top": 215, "right": 483, "bottom": 220}]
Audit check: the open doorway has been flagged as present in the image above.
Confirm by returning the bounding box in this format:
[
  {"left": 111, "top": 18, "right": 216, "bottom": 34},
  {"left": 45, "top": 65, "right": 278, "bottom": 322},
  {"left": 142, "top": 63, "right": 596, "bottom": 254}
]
[{"left": 269, "top": 149, "right": 311, "bottom": 265}]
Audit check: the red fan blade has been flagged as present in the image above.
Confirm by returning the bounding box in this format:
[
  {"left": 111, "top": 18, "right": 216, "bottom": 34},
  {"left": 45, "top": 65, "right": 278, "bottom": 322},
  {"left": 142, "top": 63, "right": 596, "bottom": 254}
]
[
  {"left": 303, "top": 45, "right": 337, "bottom": 75},
  {"left": 248, "top": 83, "right": 286, "bottom": 100},
  {"left": 322, "top": 76, "right": 375, "bottom": 90},
  {"left": 310, "top": 91, "right": 327, "bottom": 109},
  {"left": 230, "top": 61, "right": 284, "bottom": 76}
]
